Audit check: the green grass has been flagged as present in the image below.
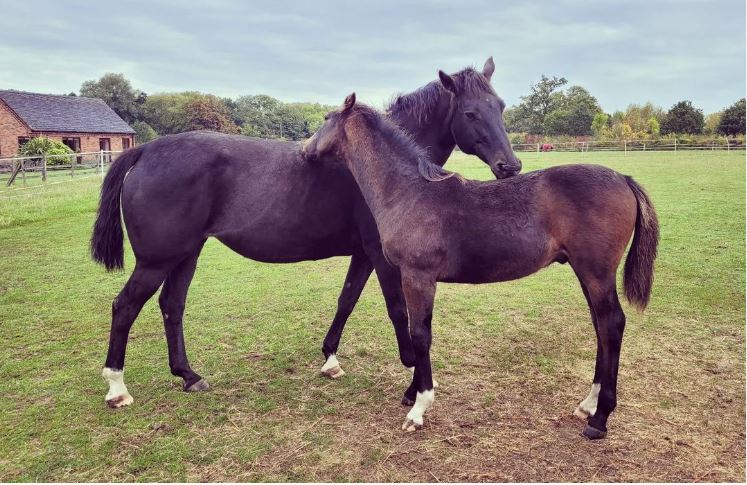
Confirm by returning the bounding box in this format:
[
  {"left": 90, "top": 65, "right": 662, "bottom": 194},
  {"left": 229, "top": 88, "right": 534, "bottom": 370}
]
[{"left": 0, "top": 150, "right": 744, "bottom": 481}]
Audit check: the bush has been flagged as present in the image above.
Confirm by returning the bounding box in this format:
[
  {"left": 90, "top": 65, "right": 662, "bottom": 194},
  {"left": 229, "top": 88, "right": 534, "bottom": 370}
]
[{"left": 17, "top": 137, "right": 74, "bottom": 165}]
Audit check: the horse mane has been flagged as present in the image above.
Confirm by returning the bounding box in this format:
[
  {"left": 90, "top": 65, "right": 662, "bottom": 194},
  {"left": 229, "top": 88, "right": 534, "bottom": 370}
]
[
  {"left": 351, "top": 104, "right": 455, "bottom": 182},
  {"left": 386, "top": 67, "right": 496, "bottom": 124}
]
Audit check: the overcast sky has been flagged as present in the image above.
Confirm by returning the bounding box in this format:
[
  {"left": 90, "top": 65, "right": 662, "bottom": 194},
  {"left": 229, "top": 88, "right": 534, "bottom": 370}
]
[{"left": 1, "top": 0, "right": 744, "bottom": 114}]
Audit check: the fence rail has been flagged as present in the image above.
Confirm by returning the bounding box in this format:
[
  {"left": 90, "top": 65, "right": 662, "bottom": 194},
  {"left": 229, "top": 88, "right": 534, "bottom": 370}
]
[
  {"left": 0, "top": 150, "right": 121, "bottom": 188},
  {"left": 512, "top": 138, "right": 746, "bottom": 153}
]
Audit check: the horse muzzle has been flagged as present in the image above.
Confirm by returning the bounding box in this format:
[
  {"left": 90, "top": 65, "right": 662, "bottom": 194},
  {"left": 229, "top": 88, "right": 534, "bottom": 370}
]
[{"left": 490, "top": 158, "right": 522, "bottom": 179}]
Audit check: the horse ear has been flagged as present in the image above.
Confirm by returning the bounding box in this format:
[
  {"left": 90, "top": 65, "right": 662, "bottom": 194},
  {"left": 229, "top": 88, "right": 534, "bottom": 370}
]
[
  {"left": 438, "top": 70, "right": 457, "bottom": 94},
  {"left": 482, "top": 56, "right": 495, "bottom": 81},
  {"left": 343, "top": 92, "right": 356, "bottom": 113}
]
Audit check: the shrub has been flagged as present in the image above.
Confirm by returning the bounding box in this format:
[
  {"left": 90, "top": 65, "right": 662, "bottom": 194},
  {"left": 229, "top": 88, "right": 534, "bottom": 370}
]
[{"left": 17, "top": 137, "right": 74, "bottom": 165}]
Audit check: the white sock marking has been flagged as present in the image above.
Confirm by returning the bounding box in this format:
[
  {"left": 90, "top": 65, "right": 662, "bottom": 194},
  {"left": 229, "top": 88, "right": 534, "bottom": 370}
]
[
  {"left": 320, "top": 354, "right": 345, "bottom": 378},
  {"left": 403, "top": 389, "right": 435, "bottom": 429},
  {"left": 575, "top": 383, "right": 600, "bottom": 417},
  {"left": 102, "top": 367, "right": 133, "bottom": 407}
]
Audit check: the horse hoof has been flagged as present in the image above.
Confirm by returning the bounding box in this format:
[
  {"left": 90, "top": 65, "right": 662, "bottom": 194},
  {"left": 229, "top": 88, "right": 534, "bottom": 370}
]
[
  {"left": 401, "top": 395, "right": 415, "bottom": 406},
  {"left": 106, "top": 392, "right": 134, "bottom": 408},
  {"left": 401, "top": 418, "right": 422, "bottom": 432},
  {"left": 185, "top": 379, "right": 210, "bottom": 392},
  {"left": 321, "top": 365, "right": 345, "bottom": 379},
  {"left": 582, "top": 425, "right": 607, "bottom": 440}
]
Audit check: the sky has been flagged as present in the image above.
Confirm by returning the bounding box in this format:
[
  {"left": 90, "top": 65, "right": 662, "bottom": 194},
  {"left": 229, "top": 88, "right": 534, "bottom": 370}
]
[{"left": 0, "top": 0, "right": 744, "bottom": 114}]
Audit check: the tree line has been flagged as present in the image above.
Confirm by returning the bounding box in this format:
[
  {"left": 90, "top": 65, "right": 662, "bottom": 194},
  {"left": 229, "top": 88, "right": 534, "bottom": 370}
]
[
  {"left": 504, "top": 75, "right": 744, "bottom": 142},
  {"left": 77, "top": 73, "right": 745, "bottom": 145},
  {"left": 77, "top": 73, "right": 335, "bottom": 144}
]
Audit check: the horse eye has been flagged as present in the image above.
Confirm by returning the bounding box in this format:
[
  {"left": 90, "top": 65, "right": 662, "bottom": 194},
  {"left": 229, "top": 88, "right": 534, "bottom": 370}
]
[
  {"left": 324, "top": 114, "right": 330, "bottom": 121},
  {"left": 465, "top": 111, "right": 477, "bottom": 121}
]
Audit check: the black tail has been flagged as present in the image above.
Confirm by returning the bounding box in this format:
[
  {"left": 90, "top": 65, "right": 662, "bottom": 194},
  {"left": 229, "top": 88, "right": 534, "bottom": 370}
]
[
  {"left": 623, "top": 176, "right": 660, "bottom": 310},
  {"left": 91, "top": 147, "right": 142, "bottom": 271}
]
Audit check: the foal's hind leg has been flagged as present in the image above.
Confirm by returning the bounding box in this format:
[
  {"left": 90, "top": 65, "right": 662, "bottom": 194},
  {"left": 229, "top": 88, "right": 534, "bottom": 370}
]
[
  {"left": 574, "top": 272, "right": 626, "bottom": 439},
  {"left": 103, "top": 262, "right": 171, "bottom": 407},
  {"left": 158, "top": 244, "right": 208, "bottom": 392},
  {"left": 320, "top": 252, "right": 374, "bottom": 378}
]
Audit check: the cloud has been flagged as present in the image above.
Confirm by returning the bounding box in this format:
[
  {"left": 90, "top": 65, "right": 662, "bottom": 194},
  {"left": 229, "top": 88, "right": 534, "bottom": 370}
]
[{"left": 0, "top": 0, "right": 743, "bottom": 113}]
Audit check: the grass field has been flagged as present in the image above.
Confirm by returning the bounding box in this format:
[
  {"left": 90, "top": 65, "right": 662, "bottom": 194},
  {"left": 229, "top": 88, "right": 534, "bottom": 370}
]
[{"left": 0, "top": 150, "right": 744, "bottom": 482}]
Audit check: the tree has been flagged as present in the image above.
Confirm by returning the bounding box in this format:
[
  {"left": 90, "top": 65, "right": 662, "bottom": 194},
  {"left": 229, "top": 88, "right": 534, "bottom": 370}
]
[
  {"left": 132, "top": 120, "right": 158, "bottom": 144},
  {"left": 503, "top": 106, "right": 529, "bottom": 133},
  {"left": 703, "top": 112, "right": 722, "bottom": 135},
  {"left": 140, "top": 92, "right": 197, "bottom": 134},
  {"left": 717, "top": 98, "right": 746, "bottom": 136},
  {"left": 592, "top": 113, "right": 609, "bottom": 137},
  {"left": 661, "top": 100, "right": 704, "bottom": 135},
  {"left": 624, "top": 103, "right": 664, "bottom": 134},
  {"left": 80, "top": 73, "right": 143, "bottom": 124},
  {"left": 648, "top": 117, "right": 660, "bottom": 137},
  {"left": 514, "top": 75, "right": 568, "bottom": 134},
  {"left": 184, "top": 95, "right": 239, "bottom": 134},
  {"left": 235, "top": 95, "right": 282, "bottom": 138},
  {"left": 543, "top": 109, "right": 571, "bottom": 135}
]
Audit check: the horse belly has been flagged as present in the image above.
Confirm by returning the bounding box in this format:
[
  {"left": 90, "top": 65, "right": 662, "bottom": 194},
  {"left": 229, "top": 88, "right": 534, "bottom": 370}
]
[
  {"left": 214, "top": 220, "right": 357, "bottom": 263},
  {"left": 443, "top": 235, "right": 549, "bottom": 284}
]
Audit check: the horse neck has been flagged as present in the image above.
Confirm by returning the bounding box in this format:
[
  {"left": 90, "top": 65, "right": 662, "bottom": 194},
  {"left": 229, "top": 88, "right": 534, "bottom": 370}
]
[
  {"left": 388, "top": 92, "right": 456, "bottom": 167},
  {"left": 342, "top": 120, "right": 421, "bottom": 219}
]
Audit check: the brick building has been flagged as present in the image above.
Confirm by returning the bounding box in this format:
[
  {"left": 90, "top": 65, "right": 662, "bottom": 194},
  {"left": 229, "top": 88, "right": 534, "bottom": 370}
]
[{"left": 0, "top": 90, "right": 135, "bottom": 158}]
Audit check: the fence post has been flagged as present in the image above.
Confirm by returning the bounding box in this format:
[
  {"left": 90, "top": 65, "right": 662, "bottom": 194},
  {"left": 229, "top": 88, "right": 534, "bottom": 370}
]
[
  {"left": 624, "top": 140, "right": 627, "bottom": 155},
  {"left": 42, "top": 153, "right": 47, "bottom": 182},
  {"left": 70, "top": 154, "right": 75, "bottom": 177},
  {"left": 21, "top": 159, "right": 26, "bottom": 185},
  {"left": 99, "top": 150, "right": 105, "bottom": 178},
  {"left": 536, "top": 143, "right": 540, "bottom": 153},
  {"left": 674, "top": 138, "right": 677, "bottom": 152},
  {"left": 726, "top": 138, "right": 730, "bottom": 152}
]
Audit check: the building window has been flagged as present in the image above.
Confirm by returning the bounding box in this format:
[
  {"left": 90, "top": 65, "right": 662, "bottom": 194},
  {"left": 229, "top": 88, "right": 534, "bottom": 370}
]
[
  {"left": 18, "top": 136, "right": 31, "bottom": 149},
  {"left": 62, "top": 137, "right": 81, "bottom": 152},
  {"left": 122, "top": 138, "right": 131, "bottom": 150}
]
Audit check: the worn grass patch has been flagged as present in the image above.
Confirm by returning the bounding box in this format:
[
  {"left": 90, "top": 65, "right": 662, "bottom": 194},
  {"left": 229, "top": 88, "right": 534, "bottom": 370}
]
[{"left": 0, "top": 150, "right": 744, "bottom": 481}]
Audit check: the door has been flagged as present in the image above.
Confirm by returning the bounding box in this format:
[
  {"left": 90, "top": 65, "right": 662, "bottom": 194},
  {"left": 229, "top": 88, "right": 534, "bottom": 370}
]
[{"left": 99, "top": 138, "right": 111, "bottom": 163}]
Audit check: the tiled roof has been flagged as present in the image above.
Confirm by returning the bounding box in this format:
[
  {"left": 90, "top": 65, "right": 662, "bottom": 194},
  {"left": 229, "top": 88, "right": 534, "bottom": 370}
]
[{"left": 0, "top": 90, "right": 135, "bottom": 134}]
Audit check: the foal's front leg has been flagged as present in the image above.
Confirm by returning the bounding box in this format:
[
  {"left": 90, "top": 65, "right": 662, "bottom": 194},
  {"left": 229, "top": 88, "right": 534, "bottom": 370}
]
[{"left": 399, "top": 271, "right": 437, "bottom": 431}]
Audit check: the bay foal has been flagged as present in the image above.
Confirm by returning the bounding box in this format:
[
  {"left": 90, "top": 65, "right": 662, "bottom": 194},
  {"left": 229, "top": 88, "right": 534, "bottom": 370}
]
[{"left": 302, "top": 94, "right": 659, "bottom": 439}]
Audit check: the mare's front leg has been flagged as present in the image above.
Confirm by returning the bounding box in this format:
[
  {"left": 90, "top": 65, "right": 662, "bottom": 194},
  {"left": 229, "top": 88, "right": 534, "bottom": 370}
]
[
  {"left": 399, "top": 271, "right": 437, "bottom": 431},
  {"left": 320, "top": 251, "right": 374, "bottom": 378}
]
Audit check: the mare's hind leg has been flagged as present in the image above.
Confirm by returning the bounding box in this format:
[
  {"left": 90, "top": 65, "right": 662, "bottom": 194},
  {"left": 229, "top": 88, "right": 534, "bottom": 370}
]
[
  {"left": 573, "top": 276, "right": 603, "bottom": 419},
  {"left": 320, "top": 251, "right": 374, "bottom": 378},
  {"left": 103, "top": 262, "right": 171, "bottom": 407},
  {"left": 573, "top": 271, "right": 626, "bottom": 439},
  {"left": 158, "top": 244, "right": 208, "bottom": 392}
]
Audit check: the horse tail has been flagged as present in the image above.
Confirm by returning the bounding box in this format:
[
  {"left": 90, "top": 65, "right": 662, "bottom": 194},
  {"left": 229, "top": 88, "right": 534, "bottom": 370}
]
[
  {"left": 90, "top": 146, "right": 142, "bottom": 271},
  {"left": 623, "top": 176, "right": 659, "bottom": 311}
]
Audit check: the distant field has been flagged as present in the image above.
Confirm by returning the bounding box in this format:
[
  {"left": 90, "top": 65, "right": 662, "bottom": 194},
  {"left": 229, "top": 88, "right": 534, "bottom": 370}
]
[{"left": 0, "top": 150, "right": 744, "bottom": 481}]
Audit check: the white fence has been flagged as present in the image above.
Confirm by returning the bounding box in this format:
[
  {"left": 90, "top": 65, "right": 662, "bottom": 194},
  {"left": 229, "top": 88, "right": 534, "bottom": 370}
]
[
  {"left": 511, "top": 138, "right": 746, "bottom": 153},
  {"left": 0, "top": 150, "right": 121, "bottom": 188}
]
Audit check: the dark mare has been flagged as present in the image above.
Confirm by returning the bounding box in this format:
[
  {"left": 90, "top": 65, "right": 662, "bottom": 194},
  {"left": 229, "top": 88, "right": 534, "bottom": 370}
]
[
  {"left": 91, "top": 58, "right": 522, "bottom": 408},
  {"left": 302, "top": 94, "right": 659, "bottom": 439}
]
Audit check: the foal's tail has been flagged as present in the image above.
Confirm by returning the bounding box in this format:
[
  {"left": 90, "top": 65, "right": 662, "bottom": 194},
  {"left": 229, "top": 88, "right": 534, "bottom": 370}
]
[
  {"left": 91, "top": 146, "right": 142, "bottom": 271},
  {"left": 623, "top": 176, "right": 659, "bottom": 311}
]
